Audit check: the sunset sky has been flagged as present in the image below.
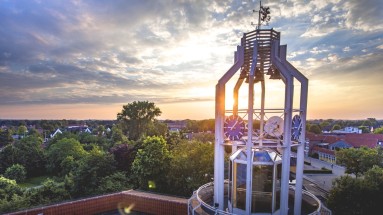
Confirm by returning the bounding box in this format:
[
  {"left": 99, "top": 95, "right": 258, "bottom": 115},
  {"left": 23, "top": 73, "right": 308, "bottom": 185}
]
[{"left": 0, "top": 0, "right": 382, "bottom": 120}]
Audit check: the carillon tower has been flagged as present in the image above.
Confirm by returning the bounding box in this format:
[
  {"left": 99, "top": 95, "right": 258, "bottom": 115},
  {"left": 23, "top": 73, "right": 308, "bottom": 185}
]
[{"left": 189, "top": 2, "right": 331, "bottom": 215}]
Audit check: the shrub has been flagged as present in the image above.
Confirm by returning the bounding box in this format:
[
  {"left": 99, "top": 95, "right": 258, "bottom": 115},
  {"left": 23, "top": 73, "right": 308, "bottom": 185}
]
[{"left": 4, "top": 164, "right": 27, "bottom": 183}]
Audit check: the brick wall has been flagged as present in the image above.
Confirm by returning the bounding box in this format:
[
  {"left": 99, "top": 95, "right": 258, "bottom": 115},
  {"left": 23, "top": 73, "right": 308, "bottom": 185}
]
[{"left": 7, "top": 190, "right": 188, "bottom": 215}]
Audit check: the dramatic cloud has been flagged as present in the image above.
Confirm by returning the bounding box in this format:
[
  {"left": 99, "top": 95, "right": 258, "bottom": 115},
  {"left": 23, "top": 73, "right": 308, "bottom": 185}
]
[{"left": 0, "top": 0, "right": 382, "bottom": 119}]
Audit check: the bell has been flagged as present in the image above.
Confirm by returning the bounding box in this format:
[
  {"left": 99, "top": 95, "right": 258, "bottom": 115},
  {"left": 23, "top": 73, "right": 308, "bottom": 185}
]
[
  {"left": 269, "top": 69, "right": 282, "bottom": 79},
  {"left": 254, "top": 70, "right": 264, "bottom": 83},
  {"left": 267, "top": 66, "right": 274, "bottom": 75}
]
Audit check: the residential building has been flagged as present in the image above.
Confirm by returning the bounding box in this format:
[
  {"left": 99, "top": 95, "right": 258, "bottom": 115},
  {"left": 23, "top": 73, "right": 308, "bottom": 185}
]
[{"left": 308, "top": 133, "right": 383, "bottom": 163}]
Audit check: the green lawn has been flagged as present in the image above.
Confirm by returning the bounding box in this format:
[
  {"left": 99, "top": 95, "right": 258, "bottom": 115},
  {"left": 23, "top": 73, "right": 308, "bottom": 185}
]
[{"left": 19, "top": 175, "right": 50, "bottom": 188}]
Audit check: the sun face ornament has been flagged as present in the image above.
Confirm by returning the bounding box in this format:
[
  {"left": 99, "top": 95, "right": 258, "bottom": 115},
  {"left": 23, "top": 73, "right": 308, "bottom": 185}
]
[
  {"left": 224, "top": 115, "right": 245, "bottom": 140},
  {"left": 264, "top": 116, "right": 284, "bottom": 137}
]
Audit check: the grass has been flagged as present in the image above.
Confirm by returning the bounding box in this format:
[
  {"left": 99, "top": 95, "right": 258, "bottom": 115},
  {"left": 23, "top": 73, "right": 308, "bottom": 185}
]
[{"left": 19, "top": 175, "right": 51, "bottom": 188}]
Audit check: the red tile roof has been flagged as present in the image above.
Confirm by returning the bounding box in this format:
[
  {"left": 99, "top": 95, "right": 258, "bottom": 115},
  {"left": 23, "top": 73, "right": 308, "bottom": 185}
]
[
  {"left": 345, "top": 133, "right": 383, "bottom": 141},
  {"left": 345, "top": 136, "right": 378, "bottom": 148},
  {"left": 312, "top": 146, "right": 335, "bottom": 156},
  {"left": 305, "top": 133, "right": 340, "bottom": 144},
  {"left": 306, "top": 133, "right": 381, "bottom": 149}
]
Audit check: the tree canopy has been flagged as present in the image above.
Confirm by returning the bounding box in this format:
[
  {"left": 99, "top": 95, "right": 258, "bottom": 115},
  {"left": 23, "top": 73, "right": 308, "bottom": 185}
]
[
  {"left": 328, "top": 166, "right": 383, "bottom": 215},
  {"left": 132, "top": 136, "right": 170, "bottom": 192},
  {"left": 71, "top": 148, "right": 116, "bottom": 196},
  {"left": 168, "top": 140, "right": 214, "bottom": 196},
  {"left": 374, "top": 127, "right": 383, "bottom": 134},
  {"left": 0, "top": 101, "right": 222, "bottom": 213},
  {"left": 4, "top": 164, "right": 26, "bottom": 183},
  {"left": 117, "top": 101, "right": 161, "bottom": 140},
  {"left": 331, "top": 124, "right": 341, "bottom": 131},
  {"left": 0, "top": 136, "right": 46, "bottom": 177},
  {"left": 0, "top": 129, "right": 13, "bottom": 147},
  {"left": 336, "top": 147, "right": 383, "bottom": 177},
  {"left": 46, "top": 138, "right": 87, "bottom": 175},
  {"left": 309, "top": 124, "right": 322, "bottom": 134}
]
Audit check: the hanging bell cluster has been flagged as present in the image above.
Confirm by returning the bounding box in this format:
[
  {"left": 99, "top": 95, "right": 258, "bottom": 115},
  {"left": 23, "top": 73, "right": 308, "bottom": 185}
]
[
  {"left": 245, "top": 65, "right": 282, "bottom": 83},
  {"left": 245, "top": 67, "right": 265, "bottom": 83}
]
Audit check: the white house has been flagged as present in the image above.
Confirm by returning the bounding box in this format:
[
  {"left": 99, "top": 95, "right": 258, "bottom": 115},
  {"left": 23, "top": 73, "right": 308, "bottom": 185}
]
[
  {"left": 50, "top": 128, "right": 62, "bottom": 138},
  {"left": 332, "top": 126, "right": 361, "bottom": 134}
]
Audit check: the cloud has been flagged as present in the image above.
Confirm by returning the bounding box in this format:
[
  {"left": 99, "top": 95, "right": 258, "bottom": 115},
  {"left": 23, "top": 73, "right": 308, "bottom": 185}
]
[
  {"left": 343, "top": 46, "right": 351, "bottom": 52},
  {"left": 343, "top": 0, "right": 383, "bottom": 31},
  {"left": 0, "top": 0, "right": 382, "bottom": 119}
]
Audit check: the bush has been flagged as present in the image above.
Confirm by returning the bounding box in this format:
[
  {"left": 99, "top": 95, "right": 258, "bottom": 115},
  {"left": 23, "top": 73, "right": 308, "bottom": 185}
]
[
  {"left": 25, "top": 179, "right": 70, "bottom": 206},
  {"left": 4, "top": 164, "right": 27, "bottom": 183},
  {"left": 311, "top": 153, "right": 319, "bottom": 159},
  {"left": 303, "top": 169, "right": 332, "bottom": 174}
]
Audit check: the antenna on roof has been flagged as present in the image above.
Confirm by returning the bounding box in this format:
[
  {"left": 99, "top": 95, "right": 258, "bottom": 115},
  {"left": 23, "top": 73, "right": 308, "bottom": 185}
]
[{"left": 251, "top": 1, "right": 271, "bottom": 29}]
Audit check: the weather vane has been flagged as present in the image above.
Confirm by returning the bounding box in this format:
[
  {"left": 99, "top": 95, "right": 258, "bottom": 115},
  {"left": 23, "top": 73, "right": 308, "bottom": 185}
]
[{"left": 251, "top": 0, "right": 271, "bottom": 29}]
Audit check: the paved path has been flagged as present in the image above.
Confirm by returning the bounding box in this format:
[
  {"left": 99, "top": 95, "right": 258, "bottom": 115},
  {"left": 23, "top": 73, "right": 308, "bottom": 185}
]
[
  {"left": 304, "top": 157, "right": 346, "bottom": 176},
  {"left": 301, "top": 157, "right": 352, "bottom": 195}
]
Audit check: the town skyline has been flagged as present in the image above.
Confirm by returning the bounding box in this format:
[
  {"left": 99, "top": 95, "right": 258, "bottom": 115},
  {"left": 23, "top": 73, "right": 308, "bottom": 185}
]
[{"left": 1, "top": 0, "right": 382, "bottom": 120}]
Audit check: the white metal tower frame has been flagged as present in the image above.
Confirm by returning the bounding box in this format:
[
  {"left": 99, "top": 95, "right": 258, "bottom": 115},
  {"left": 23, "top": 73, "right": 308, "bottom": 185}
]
[{"left": 214, "top": 35, "right": 308, "bottom": 215}]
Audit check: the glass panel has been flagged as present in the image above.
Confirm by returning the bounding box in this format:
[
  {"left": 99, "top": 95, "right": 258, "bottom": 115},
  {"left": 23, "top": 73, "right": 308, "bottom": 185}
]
[
  {"left": 275, "top": 154, "right": 282, "bottom": 162},
  {"left": 237, "top": 150, "right": 247, "bottom": 161},
  {"left": 254, "top": 151, "right": 272, "bottom": 162},
  {"left": 252, "top": 165, "right": 273, "bottom": 213},
  {"left": 233, "top": 162, "right": 247, "bottom": 210},
  {"left": 274, "top": 163, "right": 282, "bottom": 211}
]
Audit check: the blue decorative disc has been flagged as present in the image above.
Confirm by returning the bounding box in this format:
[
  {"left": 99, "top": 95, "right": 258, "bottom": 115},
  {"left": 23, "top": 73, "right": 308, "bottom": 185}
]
[{"left": 291, "top": 115, "right": 302, "bottom": 140}]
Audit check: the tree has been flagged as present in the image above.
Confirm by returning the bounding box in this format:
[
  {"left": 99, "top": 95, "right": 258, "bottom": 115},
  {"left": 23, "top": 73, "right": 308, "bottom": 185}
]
[
  {"left": 0, "top": 136, "right": 46, "bottom": 177},
  {"left": 96, "top": 125, "right": 105, "bottom": 136},
  {"left": 25, "top": 179, "right": 70, "bottom": 206},
  {"left": 27, "top": 127, "right": 41, "bottom": 137},
  {"left": 168, "top": 140, "right": 214, "bottom": 196},
  {"left": 110, "top": 144, "right": 136, "bottom": 172},
  {"left": 71, "top": 148, "right": 116, "bottom": 196},
  {"left": 374, "top": 127, "right": 383, "bottom": 134},
  {"left": 327, "top": 166, "right": 383, "bottom": 214},
  {"left": 77, "top": 132, "right": 98, "bottom": 145},
  {"left": 362, "top": 120, "right": 373, "bottom": 127},
  {"left": 97, "top": 172, "right": 131, "bottom": 194},
  {"left": 16, "top": 136, "right": 46, "bottom": 177},
  {"left": 146, "top": 120, "right": 168, "bottom": 137},
  {"left": 0, "top": 176, "right": 23, "bottom": 201},
  {"left": 0, "top": 144, "right": 17, "bottom": 174},
  {"left": 185, "top": 120, "right": 199, "bottom": 133},
  {"left": 17, "top": 125, "right": 27, "bottom": 137},
  {"left": 111, "top": 125, "right": 129, "bottom": 144},
  {"left": 46, "top": 138, "right": 87, "bottom": 175},
  {"left": 4, "top": 164, "right": 26, "bottom": 183},
  {"left": 0, "top": 129, "right": 13, "bottom": 147},
  {"left": 0, "top": 194, "right": 29, "bottom": 214},
  {"left": 359, "top": 126, "right": 370, "bottom": 133},
  {"left": 320, "top": 121, "right": 330, "bottom": 129},
  {"left": 117, "top": 101, "right": 162, "bottom": 140},
  {"left": 191, "top": 132, "right": 214, "bottom": 143},
  {"left": 336, "top": 147, "right": 383, "bottom": 177},
  {"left": 132, "top": 136, "right": 171, "bottom": 191},
  {"left": 331, "top": 124, "right": 341, "bottom": 131},
  {"left": 327, "top": 175, "right": 366, "bottom": 215},
  {"left": 309, "top": 124, "right": 322, "bottom": 134},
  {"left": 0, "top": 177, "right": 27, "bottom": 213},
  {"left": 166, "top": 132, "right": 183, "bottom": 149},
  {"left": 199, "top": 119, "right": 215, "bottom": 132}
]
